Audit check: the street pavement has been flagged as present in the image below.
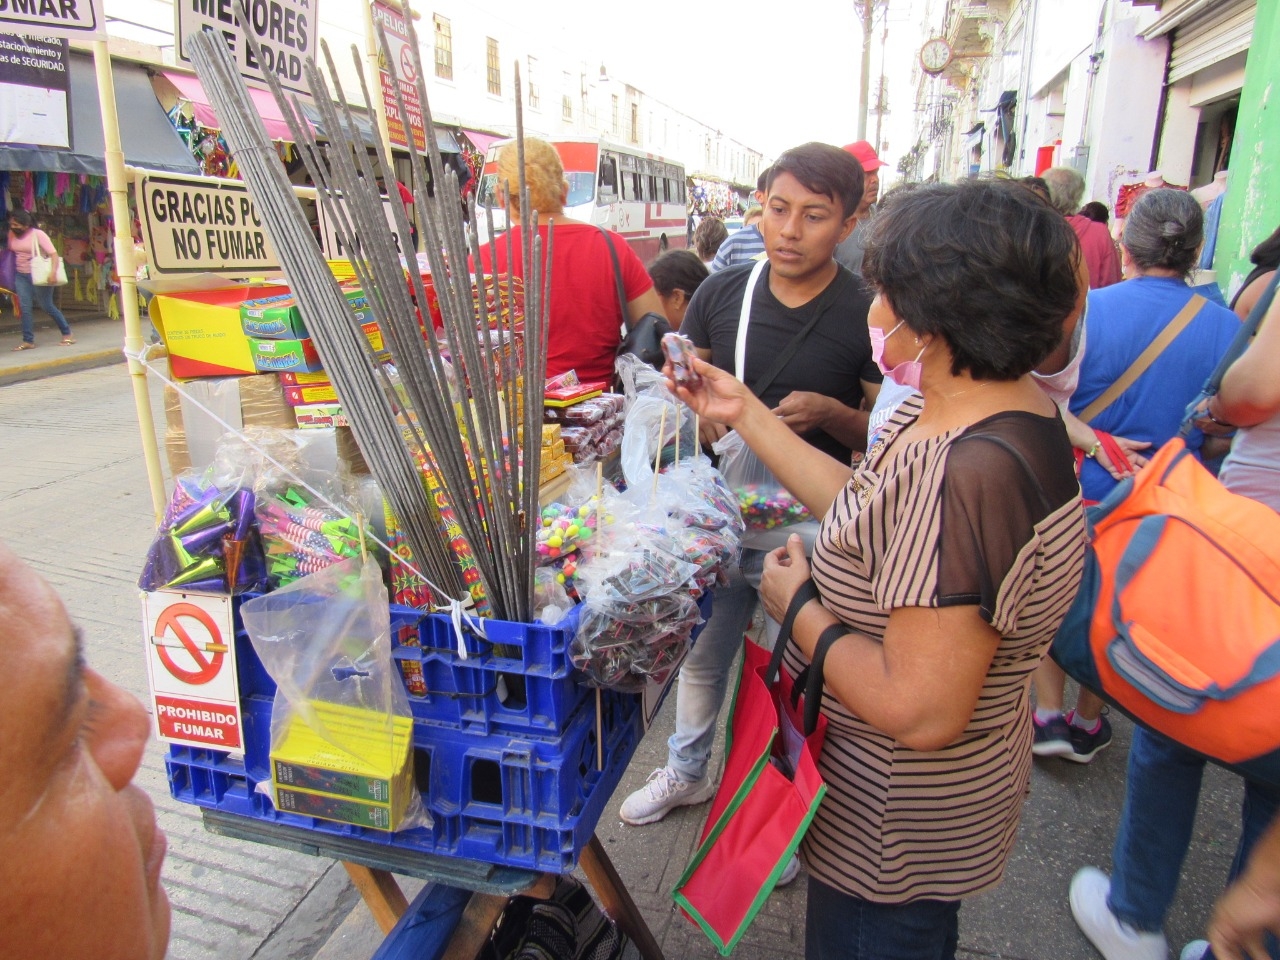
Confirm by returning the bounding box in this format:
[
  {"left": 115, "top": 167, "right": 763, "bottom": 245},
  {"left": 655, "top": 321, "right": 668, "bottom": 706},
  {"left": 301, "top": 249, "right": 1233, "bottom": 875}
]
[{"left": 0, "top": 314, "right": 1249, "bottom": 959}]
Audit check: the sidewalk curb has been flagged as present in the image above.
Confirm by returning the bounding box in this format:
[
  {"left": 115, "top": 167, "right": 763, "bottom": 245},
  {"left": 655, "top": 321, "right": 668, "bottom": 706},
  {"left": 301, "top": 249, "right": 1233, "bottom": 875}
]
[{"left": 0, "top": 347, "right": 123, "bottom": 387}]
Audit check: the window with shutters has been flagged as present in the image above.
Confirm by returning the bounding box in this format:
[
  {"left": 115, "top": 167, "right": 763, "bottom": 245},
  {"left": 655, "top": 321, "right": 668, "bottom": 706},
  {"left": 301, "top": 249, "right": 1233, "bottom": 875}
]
[
  {"left": 433, "top": 15, "right": 452, "bottom": 80},
  {"left": 486, "top": 38, "right": 501, "bottom": 95}
]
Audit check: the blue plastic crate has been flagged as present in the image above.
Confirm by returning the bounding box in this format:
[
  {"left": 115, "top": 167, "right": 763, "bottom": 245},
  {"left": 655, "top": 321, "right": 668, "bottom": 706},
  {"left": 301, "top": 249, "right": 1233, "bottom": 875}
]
[
  {"left": 400, "top": 605, "right": 583, "bottom": 678},
  {"left": 165, "top": 688, "right": 643, "bottom": 873}
]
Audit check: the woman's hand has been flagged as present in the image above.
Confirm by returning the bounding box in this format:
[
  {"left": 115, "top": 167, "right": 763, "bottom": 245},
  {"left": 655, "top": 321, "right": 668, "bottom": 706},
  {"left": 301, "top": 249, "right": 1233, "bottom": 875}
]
[
  {"left": 1191, "top": 398, "right": 1238, "bottom": 438},
  {"left": 1097, "top": 434, "right": 1152, "bottom": 479},
  {"left": 759, "top": 534, "right": 813, "bottom": 625},
  {"left": 665, "top": 355, "right": 752, "bottom": 428}
]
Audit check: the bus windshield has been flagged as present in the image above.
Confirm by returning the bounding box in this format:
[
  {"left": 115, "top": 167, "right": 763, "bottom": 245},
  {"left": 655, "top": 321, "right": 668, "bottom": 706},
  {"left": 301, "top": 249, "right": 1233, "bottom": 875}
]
[{"left": 565, "top": 172, "right": 595, "bottom": 208}]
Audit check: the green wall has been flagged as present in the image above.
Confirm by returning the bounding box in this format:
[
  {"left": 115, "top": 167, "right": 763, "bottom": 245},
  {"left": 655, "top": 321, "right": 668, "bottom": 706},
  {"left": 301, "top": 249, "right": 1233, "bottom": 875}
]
[{"left": 1216, "top": 0, "right": 1280, "bottom": 297}]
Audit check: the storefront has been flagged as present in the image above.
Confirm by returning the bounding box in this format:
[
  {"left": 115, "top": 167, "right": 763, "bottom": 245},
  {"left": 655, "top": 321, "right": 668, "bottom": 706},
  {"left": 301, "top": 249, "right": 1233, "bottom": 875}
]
[
  {"left": 1149, "top": 0, "right": 1255, "bottom": 190},
  {"left": 0, "top": 51, "right": 198, "bottom": 318}
]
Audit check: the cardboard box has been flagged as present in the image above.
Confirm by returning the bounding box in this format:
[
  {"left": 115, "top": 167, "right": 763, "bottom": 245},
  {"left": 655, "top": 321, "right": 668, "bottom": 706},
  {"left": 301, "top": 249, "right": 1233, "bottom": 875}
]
[
  {"left": 270, "top": 701, "right": 414, "bottom": 832},
  {"left": 241, "top": 293, "right": 306, "bottom": 339},
  {"left": 152, "top": 286, "right": 289, "bottom": 379},
  {"left": 164, "top": 373, "right": 295, "bottom": 474}
]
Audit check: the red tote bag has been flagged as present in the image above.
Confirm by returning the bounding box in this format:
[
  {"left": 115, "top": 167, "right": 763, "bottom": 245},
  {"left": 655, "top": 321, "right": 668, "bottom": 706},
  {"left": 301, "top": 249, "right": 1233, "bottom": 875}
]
[{"left": 673, "top": 621, "right": 839, "bottom": 955}]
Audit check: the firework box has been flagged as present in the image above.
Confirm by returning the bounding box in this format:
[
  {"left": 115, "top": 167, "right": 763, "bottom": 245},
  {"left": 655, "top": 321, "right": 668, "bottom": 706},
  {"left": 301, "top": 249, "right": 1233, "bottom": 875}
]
[
  {"left": 279, "top": 371, "right": 332, "bottom": 386},
  {"left": 151, "top": 285, "right": 290, "bottom": 379},
  {"left": 294, "top": 404, "right": 349, "bottom": 429},
  {"left": 284, "top": 383, "right": 339, "bottom": 406},
  {"left": 248, "top": 336, "right": 324, "bottom": 373},
  {"left": 270, "top": 700, "right": 414, "bottom": 831}
]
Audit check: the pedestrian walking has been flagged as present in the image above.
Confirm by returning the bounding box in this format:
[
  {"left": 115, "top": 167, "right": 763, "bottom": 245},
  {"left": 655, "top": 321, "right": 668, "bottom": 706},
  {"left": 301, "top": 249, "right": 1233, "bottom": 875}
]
[{"left": 7, "top": 210, "right": 74, "bottom": 351}]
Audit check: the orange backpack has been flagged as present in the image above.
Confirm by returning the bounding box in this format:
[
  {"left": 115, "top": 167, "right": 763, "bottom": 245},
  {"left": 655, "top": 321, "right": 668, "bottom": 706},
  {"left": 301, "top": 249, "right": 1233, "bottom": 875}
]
[{"left": 1051, "top": 437, "right": 1280, "bottom": 786}]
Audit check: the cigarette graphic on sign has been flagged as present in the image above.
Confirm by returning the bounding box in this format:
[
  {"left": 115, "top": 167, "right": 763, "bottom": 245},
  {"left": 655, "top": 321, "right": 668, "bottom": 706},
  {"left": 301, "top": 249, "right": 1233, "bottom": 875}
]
[{"left": 151, "top": 636, "right": 230, "bottom": 654}]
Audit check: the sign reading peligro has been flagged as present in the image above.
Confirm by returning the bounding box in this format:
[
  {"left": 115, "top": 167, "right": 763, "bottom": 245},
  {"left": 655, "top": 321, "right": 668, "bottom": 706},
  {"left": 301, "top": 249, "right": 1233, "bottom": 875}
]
[
  {"left": 177, "top": 0, "right": 317, "bottom": 98},
  {"left": 0, "top": 0, "right": 106, "bottom": 42},
  {"left": 371, "top": 0, "right": 425, "bottom": 153},
  {"left": 137, "top": 172, "right": 281, "bottom": 275}
]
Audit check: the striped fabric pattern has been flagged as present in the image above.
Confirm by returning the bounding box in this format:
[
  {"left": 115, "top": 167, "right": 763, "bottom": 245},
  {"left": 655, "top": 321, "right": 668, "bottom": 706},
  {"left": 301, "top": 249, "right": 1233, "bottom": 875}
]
[{"left": 791, "top": 396, "right": 1086, "bottom": 903}]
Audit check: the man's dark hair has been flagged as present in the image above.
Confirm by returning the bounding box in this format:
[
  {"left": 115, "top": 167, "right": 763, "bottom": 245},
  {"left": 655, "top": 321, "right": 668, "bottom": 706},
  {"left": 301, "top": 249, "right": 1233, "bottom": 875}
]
[
  {"left": 756, "top": 166, "right": 771, "bottom": 194},
  {"left": 648, "top": 249, "right": 708, "bottom": 298},
  {"left": 766, "top": 143, "right": 864, "bottom": 220},
  {"left": 1249, "top": 223, "right": 1280, "bottom": 271},
  {"left": 1019, "top": 176, "right": 1051, "bottom": 203},
  {"left": 1079, "top": 201, "right": 1110, "bottom": 225},
  {"left": 862, "top": 178, "right": 1079, "bottom": 381}
]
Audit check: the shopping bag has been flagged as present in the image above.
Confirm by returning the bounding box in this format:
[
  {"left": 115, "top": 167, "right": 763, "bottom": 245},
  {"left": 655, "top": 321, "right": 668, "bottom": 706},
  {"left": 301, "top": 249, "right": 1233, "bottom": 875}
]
[
  {"left": 31, "top": 234, "right": 67, "bottom": 286},
  {"left": 0, "top": 248, "right": 16, "bottom": 291},
  {"left": 713, "top": 429, "right": 819, "bottom": 552},
  {"left": 673, "top": 623, "right": 838, "bottom": 955}
]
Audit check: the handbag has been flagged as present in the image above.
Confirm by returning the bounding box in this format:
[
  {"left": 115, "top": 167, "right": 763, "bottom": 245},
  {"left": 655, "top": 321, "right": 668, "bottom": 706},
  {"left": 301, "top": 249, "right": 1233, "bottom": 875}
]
[
  {"left": 31, "top": 233, "right": 68, "bottom": 287},
  {"left": 673, "top": 587, "right": 840, "bottom": 954},
  {"left": 0, "top": 248, "right": 15, "bottom": 292},
  {"left": 599, "top": 226, "right": 670, "bottom": 368},
  {"left": 1051, "top": 273, "right": 1280, "bottom": 787}
]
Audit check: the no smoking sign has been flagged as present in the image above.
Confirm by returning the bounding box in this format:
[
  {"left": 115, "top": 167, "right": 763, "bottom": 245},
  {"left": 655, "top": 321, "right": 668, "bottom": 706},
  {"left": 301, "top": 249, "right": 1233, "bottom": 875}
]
[{"left": 142, "top": 592, "right": 244, "bottom": 751}]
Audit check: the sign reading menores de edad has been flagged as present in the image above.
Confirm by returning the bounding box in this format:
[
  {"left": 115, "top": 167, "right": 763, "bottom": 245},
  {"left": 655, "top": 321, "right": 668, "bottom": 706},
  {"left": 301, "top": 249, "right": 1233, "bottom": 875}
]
[
  {"left": 177, "top": 0, "right": 317, "bottom": 98},
  {"left": 137, "top": 171, "right": 281, "bottom": 275},
  {"left": 0, "top": 0, "right": 105, "bottom": 42}
]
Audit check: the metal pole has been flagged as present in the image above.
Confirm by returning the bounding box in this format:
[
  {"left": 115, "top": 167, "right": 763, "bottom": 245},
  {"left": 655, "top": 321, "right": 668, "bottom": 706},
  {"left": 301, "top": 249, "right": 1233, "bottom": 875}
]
[
  {"left": 92, "top": 40, "right": 165, "bottom": 521},
  {"left": 857, "top": 0, "right": 874, "bottom": 142},
  {"left": 363, "top": 0, "right": 397, "bottom": 162}
]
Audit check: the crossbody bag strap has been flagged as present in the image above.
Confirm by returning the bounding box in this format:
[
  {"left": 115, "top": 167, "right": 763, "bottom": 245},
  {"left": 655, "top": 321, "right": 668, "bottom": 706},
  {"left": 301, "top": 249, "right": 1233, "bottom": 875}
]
[
  {"left": 1079, "top": 294, "right": 1206, "bottom": 424},
  {"left": 738, "top": 262, "right": 844, "bottom": 398},
  {"left": 596, "top": 225, "right": 633, "bottom": 332}
]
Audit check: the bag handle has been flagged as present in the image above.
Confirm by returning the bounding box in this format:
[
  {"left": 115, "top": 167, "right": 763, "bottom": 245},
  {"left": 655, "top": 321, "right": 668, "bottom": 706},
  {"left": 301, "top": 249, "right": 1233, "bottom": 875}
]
[
  {"left": 1079, "top": 294, "right": 1206, "bottom": 424},
  {"left": 597, "top": 226, "right": 635, "bottom": 333},
  {"left": 766, "top": 579, "right": 819, "bottom": 687},
  {"left": 766, "top": 578, "right": 841, "bottom": 737}
]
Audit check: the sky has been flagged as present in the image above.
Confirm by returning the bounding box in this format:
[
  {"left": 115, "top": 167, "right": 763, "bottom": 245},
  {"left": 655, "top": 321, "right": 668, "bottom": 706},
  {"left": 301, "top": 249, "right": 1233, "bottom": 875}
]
[{"left": 480, "top": 0, "right": 868, "bottom": 161}]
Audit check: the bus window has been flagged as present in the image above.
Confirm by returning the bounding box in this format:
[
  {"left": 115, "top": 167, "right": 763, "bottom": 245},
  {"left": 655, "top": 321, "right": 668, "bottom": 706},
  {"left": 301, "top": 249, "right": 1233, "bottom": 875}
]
[
  {"left": 647, "top": 175, "right": 658, "bottom": 201},
  {"left": 599, "top": 156, "right": 618, "bottom": 201},
  {"left": 477, "top": 172, "right": 500, "bottom": 208}
]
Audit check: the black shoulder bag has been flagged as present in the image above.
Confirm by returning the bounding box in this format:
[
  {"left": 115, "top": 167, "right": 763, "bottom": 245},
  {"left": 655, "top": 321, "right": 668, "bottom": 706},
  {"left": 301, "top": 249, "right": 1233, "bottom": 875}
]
[{"left": 599, "top": 226, "right": 670, "bottom": 369}]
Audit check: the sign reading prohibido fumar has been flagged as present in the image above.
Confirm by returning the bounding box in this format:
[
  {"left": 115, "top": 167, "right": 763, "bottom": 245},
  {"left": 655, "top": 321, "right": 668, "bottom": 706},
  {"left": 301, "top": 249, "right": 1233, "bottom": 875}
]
[
  {"left": 0, "top": 0, "right": 105, "bottom": 41},
  {"left": 177, "top": 0, "right": 316, "bottom": 98},
  {"left": 137, "top": 172, "right": 280, "bottom": 275}
]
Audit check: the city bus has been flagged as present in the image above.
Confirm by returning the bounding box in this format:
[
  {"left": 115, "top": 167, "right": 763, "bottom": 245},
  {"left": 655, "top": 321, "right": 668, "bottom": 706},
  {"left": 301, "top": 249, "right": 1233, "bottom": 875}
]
[{"left": 476, "top": 137, "right": 688, "bottom": 264}]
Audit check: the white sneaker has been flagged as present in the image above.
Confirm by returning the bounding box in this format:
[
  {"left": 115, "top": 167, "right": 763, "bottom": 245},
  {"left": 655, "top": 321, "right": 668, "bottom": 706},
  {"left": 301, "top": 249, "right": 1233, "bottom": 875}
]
[
  {"left": 618, "top": 767, "right": 716, "bottom": 825},
  {"left": 1069, "top": 867, "right": 1169, "bottom": 960},
  {"left": 1179, "top": 941, "right": 1209, "bottom": 960},
  {"left": 775, "top": 854, "right": 801, "bottom": 888}
]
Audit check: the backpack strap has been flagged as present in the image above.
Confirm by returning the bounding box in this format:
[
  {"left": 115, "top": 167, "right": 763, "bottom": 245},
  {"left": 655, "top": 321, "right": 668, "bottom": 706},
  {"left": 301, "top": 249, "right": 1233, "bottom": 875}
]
[
  {"left": 596, "top": 225, "right": 633, "bottom": 332},
  {"left": 1080, "top": 294, "right": 1206, "bottom": 424}
]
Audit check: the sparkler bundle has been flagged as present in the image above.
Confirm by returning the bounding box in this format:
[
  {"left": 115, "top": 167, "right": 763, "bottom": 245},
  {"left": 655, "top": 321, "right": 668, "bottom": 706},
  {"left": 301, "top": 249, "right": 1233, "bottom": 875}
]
[{"left": 188, "top": 8, "right": 549, "bottom": 621}]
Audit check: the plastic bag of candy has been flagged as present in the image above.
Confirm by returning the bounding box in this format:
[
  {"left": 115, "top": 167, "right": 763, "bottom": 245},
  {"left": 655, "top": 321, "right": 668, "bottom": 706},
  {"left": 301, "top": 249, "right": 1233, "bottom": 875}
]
[
  {"left": 712, "top": 430, "right": 817, "bottom": 549},
  {"left": 570, "top": 591, "right": 700, "bottom": 690}
]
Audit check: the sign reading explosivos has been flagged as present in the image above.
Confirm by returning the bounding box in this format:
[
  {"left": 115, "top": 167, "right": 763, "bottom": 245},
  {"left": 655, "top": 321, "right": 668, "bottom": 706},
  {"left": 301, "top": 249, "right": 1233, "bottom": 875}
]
[
  {"left": 177, "top": 0, "right": 317, "bottom": 98},
  {"left": 137, "top": 171, "right": 281, "bottom": 275},
  {"left": 370, "top": 0, "right": 425, "bottom": 153}
]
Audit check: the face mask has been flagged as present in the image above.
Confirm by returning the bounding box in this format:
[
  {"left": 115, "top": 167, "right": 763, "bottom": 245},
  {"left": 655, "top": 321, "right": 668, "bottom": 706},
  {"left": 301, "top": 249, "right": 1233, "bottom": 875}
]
[{"left": 869, "top": 319, "right": 925, "bottom": 390}]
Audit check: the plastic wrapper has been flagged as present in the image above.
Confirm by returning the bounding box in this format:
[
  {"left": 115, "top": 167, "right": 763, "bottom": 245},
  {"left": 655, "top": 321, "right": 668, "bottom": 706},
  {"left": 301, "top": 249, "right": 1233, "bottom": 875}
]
[
  {"left": 620, "top": 394, "right": 698, "bottom": 492},
  {"left": 533, "top": 567, "right": 573, "bottom": 625},
  {"left": 240, "top": 557, "right": 430, "bottom": 832},
  {"left": 712, "top": 430, "right": 815, "bottom": 549},
  {"left": 571, "top": 591, "right": 700, "bottom": 691},
  {"left": 138, "top": 462, "right": 266, "bottom": 596},
  {"left": 614, "top": 351, "right": 670, "bottom": 400}
]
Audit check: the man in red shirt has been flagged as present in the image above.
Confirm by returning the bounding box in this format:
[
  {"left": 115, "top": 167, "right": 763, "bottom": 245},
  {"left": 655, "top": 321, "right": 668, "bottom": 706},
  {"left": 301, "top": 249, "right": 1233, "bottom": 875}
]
[{"left": 1044, "top": 166, "right": 1121, "bottom": 288}]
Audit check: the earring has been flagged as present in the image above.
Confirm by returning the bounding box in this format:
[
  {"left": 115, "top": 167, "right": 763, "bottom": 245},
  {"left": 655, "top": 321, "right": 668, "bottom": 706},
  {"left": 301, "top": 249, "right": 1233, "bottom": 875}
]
[{"left": 914, "top": 337, "right": 921, "bottom": 345}]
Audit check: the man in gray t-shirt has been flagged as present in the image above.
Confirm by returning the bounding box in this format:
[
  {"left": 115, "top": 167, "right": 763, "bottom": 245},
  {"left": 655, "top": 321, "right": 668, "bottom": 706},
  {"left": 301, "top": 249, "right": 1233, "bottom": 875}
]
[{"left": 834, "top": 140, "right": 887, "bottom": 276}]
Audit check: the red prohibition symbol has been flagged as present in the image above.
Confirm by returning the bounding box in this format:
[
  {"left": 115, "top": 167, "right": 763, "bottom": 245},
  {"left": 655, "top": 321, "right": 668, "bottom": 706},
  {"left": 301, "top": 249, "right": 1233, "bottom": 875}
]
[{"left": 154, "top": 603, "right": 225, "bottom": 685}]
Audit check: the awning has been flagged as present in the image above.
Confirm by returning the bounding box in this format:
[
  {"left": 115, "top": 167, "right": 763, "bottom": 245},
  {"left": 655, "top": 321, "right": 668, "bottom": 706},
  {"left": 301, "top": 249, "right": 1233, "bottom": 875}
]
[
  {"left": 462, "top": 129, "right": 503, "bottom": 155},
  {"left": 0, "top": 54, "right": 199, "bottom": 175},
  {"left": 157, "top": 69, "right": 306, "bottom": 142}
]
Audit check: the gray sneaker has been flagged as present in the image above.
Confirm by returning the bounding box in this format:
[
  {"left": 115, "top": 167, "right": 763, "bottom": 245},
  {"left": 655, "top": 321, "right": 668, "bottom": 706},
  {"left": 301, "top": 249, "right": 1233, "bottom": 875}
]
[{"left": 618, "top": 767, "right": 716, "bottom": 825}]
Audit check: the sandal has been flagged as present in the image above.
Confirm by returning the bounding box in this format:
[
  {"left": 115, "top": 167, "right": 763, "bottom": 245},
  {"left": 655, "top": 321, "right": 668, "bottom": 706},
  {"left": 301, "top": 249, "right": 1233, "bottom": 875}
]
[
  {"left": 12, "top": 342, "right": 35, "bottom": 351},
  {"left": 60, "top": 337, "right": 76, "bottom": 345}
]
